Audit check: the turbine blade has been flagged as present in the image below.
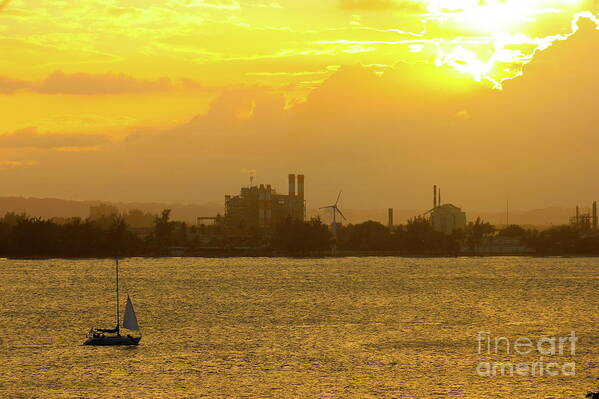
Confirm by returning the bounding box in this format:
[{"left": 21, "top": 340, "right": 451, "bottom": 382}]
[
  {"left": 335, "top": 190, "right": 342, "bottom": 206},
  {"left": 336, "top": 207, "right": 347, "bottom": 221}
]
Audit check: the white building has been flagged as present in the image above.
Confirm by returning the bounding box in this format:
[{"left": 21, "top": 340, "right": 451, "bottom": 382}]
[{"left": 430, "top": 204, "right": 467, "bottom": 235}]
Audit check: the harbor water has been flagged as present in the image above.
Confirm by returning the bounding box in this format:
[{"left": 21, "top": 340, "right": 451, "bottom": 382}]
[{"left": 0, "top": 257, "right": 597, "bottom": 398}]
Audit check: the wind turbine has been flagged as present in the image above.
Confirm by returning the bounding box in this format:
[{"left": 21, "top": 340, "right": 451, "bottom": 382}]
[{"left": 320, "top": 190, "right": 347, "bottom": 252}]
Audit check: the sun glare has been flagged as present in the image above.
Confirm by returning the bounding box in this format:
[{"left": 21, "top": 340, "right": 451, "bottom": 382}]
[
  {"left": 419, "top": 0, "right": 598, "bottom": 88},
  {"left": 427, "top": 0, "right": 545, "bottom": 31}
]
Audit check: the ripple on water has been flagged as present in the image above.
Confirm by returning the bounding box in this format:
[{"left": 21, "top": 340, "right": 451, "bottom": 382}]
[{"left": 0, "top": 257, "right": 597, "bottom": 398}]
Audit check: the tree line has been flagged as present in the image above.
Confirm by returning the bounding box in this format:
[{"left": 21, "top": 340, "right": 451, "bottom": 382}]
[{"left": 0, "top": 210, "right": 597, "bottom": 257}]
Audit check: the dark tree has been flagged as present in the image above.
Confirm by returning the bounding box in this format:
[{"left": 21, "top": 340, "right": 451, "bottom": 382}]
[
  {"left": 0, "top": 213, "right": 143, "bottom": 258},
  {"left": 272, "top": 217, "right": 331, "bottom": 255},
  {"left": 154, "top": 209, "right": 174, "bottom": 249},
  {"left": 339, "top": 221, "right": 393, "bottom": 251},
  {"left": 465, "top": 217, "right": 494, "bottom": 252},
  {"left": 391, "top": 216, "right": 459, "bottom": 254},
  {"left": 498, "top": 224, "right": 527, "bottom": 238},
  {"left": 527, "top": 225, "right": 599, "bottom": 255}
]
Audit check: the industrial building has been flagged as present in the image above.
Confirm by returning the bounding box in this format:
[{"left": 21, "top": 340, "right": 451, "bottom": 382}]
[
  {"left": 223, "top": 173, "right": 305, "bottom": 231},
  {"left": 569, "top": 201, "right": 598, "bottom": 230},
  {"left": 427, "top": 185, "right": 467, "bottom": 235}
]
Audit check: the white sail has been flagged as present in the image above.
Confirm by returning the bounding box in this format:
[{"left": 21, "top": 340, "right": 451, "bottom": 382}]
[{"left": 122, "top": 295, "right": 140, "bottom": 331}]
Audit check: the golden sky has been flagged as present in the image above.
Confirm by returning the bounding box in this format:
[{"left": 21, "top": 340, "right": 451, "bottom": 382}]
[{"left": 0, "top": 0, "right": 597, "bottom": 210}]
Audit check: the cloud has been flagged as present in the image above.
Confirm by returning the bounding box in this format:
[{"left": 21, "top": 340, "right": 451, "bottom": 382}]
[
  {"left": 0, "top": 71, "right": 204, "bottom": 95},
  {"left": 0, "top": 76, "right": 30, "bottom": 93},
  {"left": 0, "top": 160, "right": 36, "bottom": 169},
  {"left": 106, "top": 7, "right": 140, "bottom": 17},
  {"left": 0, "top": 128, "right": 109, "bottom": 149},
  {"left": 338, "top": 0, "right": 426, "bottom": 12},
  {"left": 191, "top": 0, "right": 241, "bottom": 10},
  {"left": 34, "top": 71, "right": 173, "bottom": 95},
  {"left": 0, "top": 1, "right": 34, "bottom": 17},
  {"left": 0, "top": 22, "right": 597, "bottom": 209}
]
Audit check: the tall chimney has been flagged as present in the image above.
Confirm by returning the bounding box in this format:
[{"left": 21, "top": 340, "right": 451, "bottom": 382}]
[
  {"left": 576, "top": 205, "right": 580, "bottom": 226},
  {"left": 288, "top": 174, "right": 296, "bottom": 197},
  {"left": 259, "top": 184, "right": 265, "bottom": 227},
  {"left": 593, "top": 201, "right": 598, "bottom": 230},
  {"left": 297, "top": 174, "right": 304, "bottom": 199},
  {"left": 433, "top": 185, "right": 437, "bottom": 208},
  {"left": 388, "top": 208, "right": 394, "bottom": 228},
  {"left": 438, "top": 188, "right": 442, "bottom": 206}
]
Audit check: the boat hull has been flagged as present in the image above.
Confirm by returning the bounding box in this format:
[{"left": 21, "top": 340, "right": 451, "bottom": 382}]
[{"left": 83, "top": 335, "right": 141, "bottom": 346}]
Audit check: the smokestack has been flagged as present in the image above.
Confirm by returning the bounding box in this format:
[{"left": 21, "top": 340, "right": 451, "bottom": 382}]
[
  {"left": 576, "top": 205, "right": 580, "bottom": 225},
  {"left": 288, "top": 174, "right": 296, "bottom": 197},
  {"left": 433, "top": 185, "right": 437, "bottom": 208},
  {"left": 593, "top": 201, "right": 598, "bottom": 230},
  {"left": 439, "top": 188, "right": 442, "bottom": 206},
  {"left": 388, "top": 208, "right": 394, "bottom": 228},
  {"left": 297, "top": 174, "right": 304, "bottom": 199}
]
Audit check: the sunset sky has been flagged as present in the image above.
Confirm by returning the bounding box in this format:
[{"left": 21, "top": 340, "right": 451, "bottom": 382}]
[{"left": 0, "top": 0, "right": 597, "bottom": 211}]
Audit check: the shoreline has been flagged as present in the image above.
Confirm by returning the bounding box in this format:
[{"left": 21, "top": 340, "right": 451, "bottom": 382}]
[{"left": 4, "top": 252, "right": 599, "bottom": 260}]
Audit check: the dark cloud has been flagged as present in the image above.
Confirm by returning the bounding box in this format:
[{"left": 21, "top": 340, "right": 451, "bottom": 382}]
[{"left": 0, "top": 127, "right": 109, "bottom": 149}]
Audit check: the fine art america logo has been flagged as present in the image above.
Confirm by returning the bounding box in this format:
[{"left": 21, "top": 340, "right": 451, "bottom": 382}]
[{"left": 476, "top": 331, "right": 578, "bottom": 377}]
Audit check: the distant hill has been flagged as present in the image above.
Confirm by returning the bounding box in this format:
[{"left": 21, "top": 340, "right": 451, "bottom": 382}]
[
  {"left": 311, "top": 207, "right": 574, "bottom": 228},
  {"left": 0, "top": 196, "right": 575, "bottom": 227},
  {"left": 469, "top": 207, "right": 574, "bottom": 227},
  {"left": 0, "top": 197, "right": 223, "bottom": 224}
]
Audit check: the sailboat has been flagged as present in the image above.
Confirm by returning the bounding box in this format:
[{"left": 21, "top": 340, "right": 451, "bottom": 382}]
[{"left": 83, "top": 259, "right": 142, "bottom": 346}]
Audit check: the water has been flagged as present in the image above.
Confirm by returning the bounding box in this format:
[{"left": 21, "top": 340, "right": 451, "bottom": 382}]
[{"left": 0, "top": 257, "right": 597, "bottom": 398}]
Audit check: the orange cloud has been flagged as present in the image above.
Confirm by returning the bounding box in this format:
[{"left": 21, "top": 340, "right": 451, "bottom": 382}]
[
  {"left": 0, "top": 76, "right": 30, "bottom": 93},
  {"left": 0, "top": 160, "right": 36, "bottom": 169},
  {"left": 0, "top": 127, "right": 109, "bottom": 149},
  {"left": 0, "top": 72, "right": 214, "bottom": 96},
  {"left": 0, "top": 21, "right": 596, "bottom": 209},
  {"left": 34, "top": 71, "right": 173, "bottom": 95},
  {"left": 338, "top": 0, "right": 426, "bottom": 11}
]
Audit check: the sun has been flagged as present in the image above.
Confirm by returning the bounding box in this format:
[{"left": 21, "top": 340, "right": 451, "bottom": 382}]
[
  {"left": 426, "top": 0, "right": 545, "bottom": 32},
  {"left": 417, "top": 0, "right": 597, "bottom": 88}
]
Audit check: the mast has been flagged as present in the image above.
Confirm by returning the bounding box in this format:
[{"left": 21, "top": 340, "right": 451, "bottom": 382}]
[{"left": 116, "top": 259, "right": 120, "bottom": 334}]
